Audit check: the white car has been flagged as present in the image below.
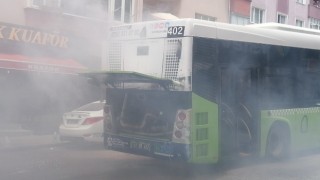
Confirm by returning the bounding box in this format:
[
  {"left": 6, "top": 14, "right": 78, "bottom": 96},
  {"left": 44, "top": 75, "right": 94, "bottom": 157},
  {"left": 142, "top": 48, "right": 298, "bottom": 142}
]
[{"left": 59, "top": 101, "right": 105, "bottom": 141}]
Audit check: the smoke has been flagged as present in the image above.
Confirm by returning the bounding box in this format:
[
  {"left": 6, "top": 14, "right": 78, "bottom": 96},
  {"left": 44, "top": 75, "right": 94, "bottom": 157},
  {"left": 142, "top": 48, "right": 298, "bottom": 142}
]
[
  {"left": 142, "top": 1, "right": 180, "bottom": 21},
  {"left": 0, "top": 0, "right": 109, "bottom": 134},
  {"left": 61, "top": 0, "right": 108, "bottom": 19}
]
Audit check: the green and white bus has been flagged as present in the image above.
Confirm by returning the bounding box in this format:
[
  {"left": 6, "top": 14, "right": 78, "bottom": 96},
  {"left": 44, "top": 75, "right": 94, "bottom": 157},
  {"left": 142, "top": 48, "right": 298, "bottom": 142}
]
[{"left": 85, "top": 19, "right": 320, "bottom": 164}]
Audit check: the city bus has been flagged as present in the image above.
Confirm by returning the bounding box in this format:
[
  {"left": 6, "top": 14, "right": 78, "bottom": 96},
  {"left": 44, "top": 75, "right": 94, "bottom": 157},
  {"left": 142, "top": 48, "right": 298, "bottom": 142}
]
[{"left": 84, "top": 19, "right": 320, "bottom": 164}]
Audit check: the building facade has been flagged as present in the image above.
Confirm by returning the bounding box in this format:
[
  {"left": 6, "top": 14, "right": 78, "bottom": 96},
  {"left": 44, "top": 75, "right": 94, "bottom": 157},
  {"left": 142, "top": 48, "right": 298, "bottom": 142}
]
[
  {"left": 139, "top": 0, "right": 320, "bottom": 30},
  {"left": 232, "top": 0, "right": 320, "bottom": 30},
  {"left": 142, "top": 0, "right": 229, "bottom": 23}
]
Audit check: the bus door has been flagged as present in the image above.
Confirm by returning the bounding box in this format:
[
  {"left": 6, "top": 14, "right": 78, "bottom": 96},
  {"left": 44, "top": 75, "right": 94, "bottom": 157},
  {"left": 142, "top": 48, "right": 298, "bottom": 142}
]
[
  {"left": 220, "top": 68, "right": 237, "bottom": 156},
  {"left": 220, "top": 68, "right": 257, "bottom": 156}
]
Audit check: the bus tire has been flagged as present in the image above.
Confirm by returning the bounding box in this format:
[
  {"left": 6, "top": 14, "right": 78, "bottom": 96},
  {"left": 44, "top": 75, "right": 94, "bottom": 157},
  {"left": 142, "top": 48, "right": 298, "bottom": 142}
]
[{"left": 266, "top": 122, "right": 290, "bottom": 160}]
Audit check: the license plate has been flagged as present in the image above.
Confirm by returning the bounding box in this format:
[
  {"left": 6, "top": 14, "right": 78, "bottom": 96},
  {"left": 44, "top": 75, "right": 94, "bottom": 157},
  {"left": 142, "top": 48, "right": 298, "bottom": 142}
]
[
  {"left": 154, "top": 143, "right": 173, "bottom": 156},
  {"left": 130, "top": 141, "right": 151, "bottom": 152},
  {"left": 67, "top": 119, "right": 79, "bottom": 124}
]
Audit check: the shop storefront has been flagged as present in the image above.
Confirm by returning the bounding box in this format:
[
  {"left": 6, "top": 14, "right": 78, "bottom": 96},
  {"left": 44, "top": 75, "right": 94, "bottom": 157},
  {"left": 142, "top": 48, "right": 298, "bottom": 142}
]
[{"left": 0, "top": 22, "right": 101, "bottom": 133}]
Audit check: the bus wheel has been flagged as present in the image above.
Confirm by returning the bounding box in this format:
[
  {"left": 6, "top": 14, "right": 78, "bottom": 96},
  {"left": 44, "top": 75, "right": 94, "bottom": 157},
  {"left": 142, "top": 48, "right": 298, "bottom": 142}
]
[{"left": 266, "top": 123, "right": 290, "bottom": 160}]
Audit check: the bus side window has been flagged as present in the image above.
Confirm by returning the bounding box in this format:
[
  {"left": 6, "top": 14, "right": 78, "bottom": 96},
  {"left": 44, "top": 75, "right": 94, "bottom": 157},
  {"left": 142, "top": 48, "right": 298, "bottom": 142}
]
[{"left": 260, "top": 68, "right": 295, "bottom": 108}]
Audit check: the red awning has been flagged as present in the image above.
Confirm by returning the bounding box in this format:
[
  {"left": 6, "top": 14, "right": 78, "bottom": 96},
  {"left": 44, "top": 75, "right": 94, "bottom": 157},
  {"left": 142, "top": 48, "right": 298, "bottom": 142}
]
[{"left": 0, "top": 54, "right": 87, "bottom": 75}]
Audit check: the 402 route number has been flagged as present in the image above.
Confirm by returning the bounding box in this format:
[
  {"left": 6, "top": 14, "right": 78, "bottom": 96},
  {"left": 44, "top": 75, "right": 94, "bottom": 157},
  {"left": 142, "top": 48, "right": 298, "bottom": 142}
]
[{"left": 167, "top": 26, "right": 185, "bottom": 38}]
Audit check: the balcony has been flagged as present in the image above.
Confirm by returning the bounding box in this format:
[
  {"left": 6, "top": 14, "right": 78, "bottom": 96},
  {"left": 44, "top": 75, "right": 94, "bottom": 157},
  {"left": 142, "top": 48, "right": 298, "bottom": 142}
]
[
  {"left": 230, "top": 0, "right": 251, "bottom": 17},
  {"left": 309, "top": 4, "right": 320, "bottom": 19}
]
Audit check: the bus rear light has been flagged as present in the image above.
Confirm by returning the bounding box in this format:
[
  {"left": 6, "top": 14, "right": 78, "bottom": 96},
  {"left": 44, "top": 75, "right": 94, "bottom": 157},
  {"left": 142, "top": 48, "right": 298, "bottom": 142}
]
[
  {"left": 175, "top": 130, "right": 182, "bottom": 138},
  {"left": 178, "top": 111, "right": 186, "bottom": 121},
  {"left": 172, "top": 109, "right": 191, "bottom": 144},
  {"left": 176, "top": 121, "right": 184, "bottom": 129}
]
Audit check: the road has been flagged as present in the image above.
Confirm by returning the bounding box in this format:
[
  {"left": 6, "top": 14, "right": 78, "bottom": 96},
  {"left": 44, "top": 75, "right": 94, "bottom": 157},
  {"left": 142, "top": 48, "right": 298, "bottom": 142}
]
[{"left": 1, "top": 139, "right": 320, "bottom": 180}]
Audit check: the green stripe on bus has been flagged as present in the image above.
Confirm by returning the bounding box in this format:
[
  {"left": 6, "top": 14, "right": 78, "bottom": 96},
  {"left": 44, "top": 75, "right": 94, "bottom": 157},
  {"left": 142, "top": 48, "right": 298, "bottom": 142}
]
[
  {"left": 190, "top": 93, "right": 219, "bottom": 164},
  {"left": 260, "top": 107, "right": 320, "bottom": 157}
]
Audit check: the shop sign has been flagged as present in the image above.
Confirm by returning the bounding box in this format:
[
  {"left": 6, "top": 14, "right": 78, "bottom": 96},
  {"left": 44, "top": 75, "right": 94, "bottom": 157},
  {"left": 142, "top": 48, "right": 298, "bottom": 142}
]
[{"left": 0, "top": 22, "right": 69, "bottom": 49}]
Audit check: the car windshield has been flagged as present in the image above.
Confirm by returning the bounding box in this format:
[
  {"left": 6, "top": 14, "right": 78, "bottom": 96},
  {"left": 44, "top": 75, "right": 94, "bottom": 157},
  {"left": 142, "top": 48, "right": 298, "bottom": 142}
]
[{"left": 76, "top": 102, "right": 105, "bottom": 111}]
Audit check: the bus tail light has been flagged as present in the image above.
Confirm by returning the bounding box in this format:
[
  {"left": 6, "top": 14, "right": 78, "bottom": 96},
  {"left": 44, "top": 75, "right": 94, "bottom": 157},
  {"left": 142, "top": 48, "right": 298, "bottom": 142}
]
[
  {"left": 174, "top": 130, "right": 183, "bottom": 138},
  {"left": 172, "top": 109, "right": 191, "bottom": 144},
  {"left": 178, "top": 111, "right": 186, "bottom": 121}
]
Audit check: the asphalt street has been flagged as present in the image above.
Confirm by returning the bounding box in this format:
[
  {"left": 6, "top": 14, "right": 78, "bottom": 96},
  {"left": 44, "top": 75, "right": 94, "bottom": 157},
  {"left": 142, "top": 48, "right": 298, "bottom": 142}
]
[{"left": 1, "top": 138, "right": 320, "bottom": 180}]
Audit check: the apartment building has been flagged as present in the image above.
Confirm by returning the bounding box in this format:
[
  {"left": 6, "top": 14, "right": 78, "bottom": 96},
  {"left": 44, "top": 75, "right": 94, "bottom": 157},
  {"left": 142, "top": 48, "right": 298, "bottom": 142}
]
[
  {"left": 142, "top": 0, "right": 229, "bottom": 22},
  {"left": 249, "top": 0, "right": 309, "bottom": 26},
  {"left": 140, "top": 0, "right": 320, "bottom": 30},
  {"left": 236, "top": 0, "right": 320, "bottom": 29}
]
